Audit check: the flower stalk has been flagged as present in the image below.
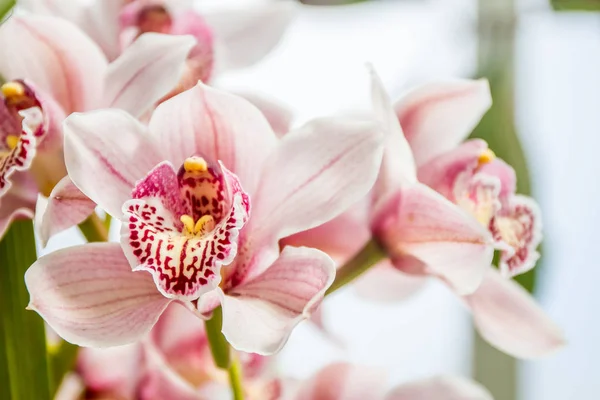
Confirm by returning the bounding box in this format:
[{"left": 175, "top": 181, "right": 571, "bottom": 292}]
[
  {"left": 228, "top": 354, "right": 245, "bottom": 400},
  {"left": 78, "top": 213, "right": 109, "bottom": 243},
  {"left": 325, "top": 238, "right": 387, "bottom": 296},
  {"left": 0, "top": 220, "right": 51, "bottom": 400}
]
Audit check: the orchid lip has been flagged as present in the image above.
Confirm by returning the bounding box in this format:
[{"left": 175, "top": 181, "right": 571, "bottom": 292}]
[{"left": 121, "top": 157, "right": 250, "bottom": 301}]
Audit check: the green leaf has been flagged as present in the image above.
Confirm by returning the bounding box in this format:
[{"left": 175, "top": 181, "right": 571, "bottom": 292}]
[
  {"left": 551, "top": 0, "right": 600, "bottom": 11},
  {"left": 0, "top": 220, "right": 51, "bottom": 400}
]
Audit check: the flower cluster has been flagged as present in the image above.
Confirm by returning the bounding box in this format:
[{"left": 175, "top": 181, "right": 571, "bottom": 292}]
[{"left": 0, "top": 1, "right": 564, "bottom": 399}]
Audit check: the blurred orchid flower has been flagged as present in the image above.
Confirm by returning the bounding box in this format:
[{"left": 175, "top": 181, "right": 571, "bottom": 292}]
[
  {"left": 25, "top": 82, "right": 385, "bottom": 355},
  {"left": 286, "top": 68, "right": 564, "bottom": 358},
  {"left": 73, "top": 303, "right": 278, "bottom": 400},
  {"left": 290, "top": 362, "right": 493, "bottom": 400},
  {"left": 20, "top": 0, "right": 297, "bottom": 86},
  {"left": 0, "top": 14, "right": 195, "bottom": 240}
]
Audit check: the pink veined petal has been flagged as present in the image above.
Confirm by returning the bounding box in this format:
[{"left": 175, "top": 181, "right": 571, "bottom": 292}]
[
  {"left": 0, "top": 15, "right": 107, "bottom": 113},
  {"left": 281, "top": 201, "right": 370, "bottom": 265},
  {"left": 74, "top": 0, "right": 123, "bottom": 61},
  {"left": 465, "top": 268, "right": 564, "bottom": 358},
  {"left": 369, "top": 65, "right": 417, "bottom": 205},
  {"left": 149, "top": 82, "right": 277, "bottom": 196},
  {"left": 395, "top": 79, "right": 492, "bottom": 166},
  {"left": 385, "top": 376, "right": 493, "bottom": 400},
  {"left": 478, "top": 158, "right": 516, "bottom": 201},
  {"left": 103, "top": 32, "right": 195, "bottom": 118},
  {"left": 353, "top": 259, "right": 429, "bottom": 303},
  {"left": 78, "top": 344, "right": 143, "bottom": 399},
  {"left": 205, "top": 1, "right": 297, "bottom": 72},
  {"left": 233, "top": 90, "right": 294, "bottom": 137},
  {"left": 25, "top": 242, "right": 171, "bottom": 347},
  {"left": 121, "top": 161, "right": 250, "bottom": 301},
  {"left": 221, "top": 246, "right": 335, "bottom": 355},
  {"left": 0, "top": 172, "right": 37, "bottom": 238},
  {"left": 295, "top": 362, "right": 387, "bottom": 400},
  {"left": 35, "top": 175, "right": 97, "bottom": 246},
  {"left": 64, "top": 109, "right": 162, "bottom": 218},
  {"left": 250, "top": 116, "right": 384, "bottom": 246},
  {"left": 372, "top": 183, "right": 494, "bottom": 295}
]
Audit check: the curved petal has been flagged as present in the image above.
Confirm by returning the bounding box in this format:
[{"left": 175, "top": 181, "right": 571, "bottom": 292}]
[
  {"left": 295, "top": 362, "right": 387, "bottom": 400},
  {"left": 0, "top": 15, "right": 107, "bottom": 113},
  {"left": 385, "top": 376, "right": 493, "bottom": 400},
  {"left": 395, "top": 79, "right": 491, "bottom": 166},
  {"left": 250, "top": 116, "right": 384, "bottom": 245},
  {"left": 25, "top": 242, "right": 171, "bottom": 347},
  {"left": 78, "top": 344, "right": 143, "bottom": 398},
  {"left": 372, "top": 183, "right": 493, "bottom": 295},
  {"left": 369, "top": 65, "right": 417, "bottom": 205},
  {"left": 104, "top": 33, "right": 195, "bottom": 118},
  {"left": 149, "top": 82, "right": 277, "bottom": 196},
  {"left": 353, "top": 260, "right": 428, "bottom": 302},
  {"left": 64, "top": 109, "right": 162, "bottom": 217},
  {"left": 222, "top": 246, "right": 335, "bottom": 355},
  {"left": 206, "top": 1, "right": 297, "bottom": 72},
  {"left": 35, "top": 175, "right": 97, "bottom": 246},
  {"left": 465, "top": 269, "right": 564, "bottom": 358}
]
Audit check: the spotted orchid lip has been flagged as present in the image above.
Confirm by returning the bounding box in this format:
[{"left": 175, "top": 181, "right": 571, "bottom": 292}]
[{"left": 121, "top": 157, "right": 250, "bottom": 301}]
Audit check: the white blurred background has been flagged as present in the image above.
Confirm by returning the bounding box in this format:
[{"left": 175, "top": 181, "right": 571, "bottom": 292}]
[{"left": 43, "top": 0, "right": 600, "bottom": 398}]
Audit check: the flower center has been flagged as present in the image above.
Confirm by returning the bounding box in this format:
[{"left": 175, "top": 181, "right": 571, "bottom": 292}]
[{"left": 137, "top": 5, "right": 172, "bottom": 34}]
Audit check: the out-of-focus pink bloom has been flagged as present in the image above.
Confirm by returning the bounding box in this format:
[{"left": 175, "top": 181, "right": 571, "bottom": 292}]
[
  {"left": 0, "top": 14, "right": 195, "bottom": 240},
  {"left": 289, "top": 362, "right": 493, "bottom": 400},
  {"left": 72, "top": 303, "right": 279, "bottom": 400},
  {"left": 285, "top": 69, "right": 564, "bottom": 358},
  {"left": 25, "top": 82, "right": 384, "bottom": 355},
  {"left": 20, "top": 0, "right": 297, "bottom": 87}
]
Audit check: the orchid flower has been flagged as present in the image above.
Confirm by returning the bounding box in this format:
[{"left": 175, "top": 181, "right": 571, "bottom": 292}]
[
  {"left": 71, "top": 303, "right": 278, "bottom": 400},
  {"left": 290, "top": 362, "right": 493, "bottom": 400},
  {"left": 25, "top": 82, "right": 385, "bottom": 355},
  {"left": 20, "top": 0, "right": 296, "bottom": 87},
  {"left": 287, "top": 68, "right": 564, "bottom": 358},
  {"left": 0, "top": 14, "right": 195, "bottom": 240}
]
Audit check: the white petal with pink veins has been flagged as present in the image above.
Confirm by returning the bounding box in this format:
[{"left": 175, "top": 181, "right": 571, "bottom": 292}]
[
  {"left": 386, "top": 376, "right": 493, "bottom": 400},
  {"left": 222, "top": 246, "right": 335, "bottom": 355},
  {"left": 25, "top": 243, "right": 171, "bottom": 347}
]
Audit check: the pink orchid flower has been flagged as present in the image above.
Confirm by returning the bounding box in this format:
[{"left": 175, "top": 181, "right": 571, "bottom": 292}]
[
  {"left": 20, "top": 0, "right": 296, "bottom": 88},
  {"left": 25, "top": 82, "right": 385, "bottom": 355},
  {"left": 69, "top": 303, "right": 278, "bottom": 400},
  {"left": 287, "top": 69, "right": 564, "bottom": 358},
  {"left": 290, "top": 362, "right": 493, "bottom": 400},
  {"left": 0, "top": 14, "right": 195, "bottom": 239}
]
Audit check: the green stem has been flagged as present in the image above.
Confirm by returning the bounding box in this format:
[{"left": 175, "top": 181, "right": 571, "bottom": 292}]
[
  {"left": 0, "top": 0, "right": 15, "bottom": 21},
  {"left": 325, "top": 239, "right": 387, "bottom": 296},
  {"left": 228, "top": 355, "right": 245, "bottom": 400},
  {"left": 0, "top": 220, "right": 51, "bottom": 400},
  {"left": 204, "top": 306, "right": 230, "bottom": 369},
  {"left": 78, "top": 213, "right": 109, "bottom": 243}
]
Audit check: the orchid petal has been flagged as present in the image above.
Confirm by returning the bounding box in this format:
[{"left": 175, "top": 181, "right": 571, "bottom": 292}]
[
  {"left": 222, "top": 246, "right": 335, "bottom": 355},
  {"left": 206, "top": 1, "right": 297, "bottom": 71},
  {"left": 64, "top": 109, "right": 162, "bottom": 217},
  {"left": 35, "top": 175, "right": 97, "bottom": 246},
  {"left": 78, "top": 344, "right": 142, "bottom": 398},
  {"left": 251, "top": 116, "right": 384, "bottom": 244},
  {"left": 295, "top": 362, "right": 387, "bottom": 400},
  {"left": 369, "top": 65, "right": 417, "bottom": 203},
  {"left": 104, "top": 33, "right": 195, "bottom": 118},
  {"left": 25, "top": 243, "right": 171, "bottom": 347},
  {"left": 0, "top": 15, "right": 107, "bottom": 113},
  {"left": 465, "top": 269, "right": 564, "bottom": 358},
  {"left": 372, "top": 183, "right": 493, "bottom": 295},
  {"left": 0, "top": 172, "right": 36, "bottom": 238},
  {"left": 234, "top": 91, "right": 294, "bottom": 137},
  {"left": 395, "top": 79, "right": 491, "bottom": 166},
  {"left": 74, "top": 0, "right": 123, "bottom": 61},
  {"left": 149, "top": 82, "right": 277, "bottom": 195},
  {"left": 385, "top": 376, "right": 493, "bottom": 400}
]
